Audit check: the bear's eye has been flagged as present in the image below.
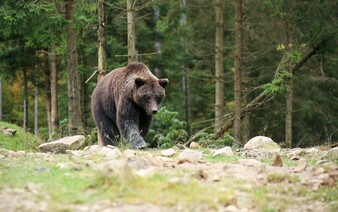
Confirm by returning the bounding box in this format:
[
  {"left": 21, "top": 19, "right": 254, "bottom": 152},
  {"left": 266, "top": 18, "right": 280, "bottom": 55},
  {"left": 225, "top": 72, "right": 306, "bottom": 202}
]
[{"left": 156, "top": 96, "right": 162, "bottom": 104}]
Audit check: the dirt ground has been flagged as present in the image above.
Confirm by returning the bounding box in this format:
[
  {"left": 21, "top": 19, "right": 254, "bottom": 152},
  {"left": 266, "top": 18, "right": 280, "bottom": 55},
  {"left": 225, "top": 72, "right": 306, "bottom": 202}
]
[{"left": 0, "top": 146, "right": 337, "bottom": 212}]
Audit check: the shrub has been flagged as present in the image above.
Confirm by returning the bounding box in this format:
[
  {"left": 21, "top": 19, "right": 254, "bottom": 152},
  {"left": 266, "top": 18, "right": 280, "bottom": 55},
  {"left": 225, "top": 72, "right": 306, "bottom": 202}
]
[{"left": 147, "top": 107, "right": 188, "bottom": 148}]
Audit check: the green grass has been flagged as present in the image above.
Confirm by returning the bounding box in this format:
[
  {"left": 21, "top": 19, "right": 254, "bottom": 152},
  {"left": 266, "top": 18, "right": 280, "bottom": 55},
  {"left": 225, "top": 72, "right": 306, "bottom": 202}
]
[{"left": 0, "top": 121, "right": 42, "bottom": 151}]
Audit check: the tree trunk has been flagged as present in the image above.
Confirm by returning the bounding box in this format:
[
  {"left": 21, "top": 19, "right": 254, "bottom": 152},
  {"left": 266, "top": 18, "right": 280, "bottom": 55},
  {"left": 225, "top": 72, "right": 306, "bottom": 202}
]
[
  {"left": 43, "top": 54, "right": 52, "bottom": 140},
  {"left": 65, "top": 0, "right": 83, "bottom": 135},
  {"left": 0, "top": 78, "right": 2, "bottom": 121},
  {"left": 34, "top": 59, "right": 39, "bottom": 139},
  {"left": 241, "top": 1, "right": 250, "bottom": 143},
  {"left": 234, "top": 0, "right": 243, "bottom": 144},
  {"left": 50, "top": 45, "right": 58, "bottom": 139},
  {"left": 285, "top": 0, "right": 293, "bottom": 148},
  {"left": 23, "top": 67, "right": 28, "bottom": 132},
  {"left": 127, "top": 0, "right": 136, "bottom": 62},
  {"left": 214, "top": 0, "right": 224, "bottom": 134},
  {"left": 179, "top": 0, "right": 191, "bottom": 134},
  {"left": 97, "top": 0, "right": 107, "bottom": 81}
]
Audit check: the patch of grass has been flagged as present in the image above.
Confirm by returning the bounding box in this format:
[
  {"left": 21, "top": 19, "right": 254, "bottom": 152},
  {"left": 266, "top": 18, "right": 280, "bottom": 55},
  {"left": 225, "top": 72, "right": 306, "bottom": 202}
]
[
  {"left": 267, "top": 172, "right": 300, "bottom": 183},
  {"left": 0, "top": 121, "right": 41, "bottom": 151},
  {"left": 93, "top": 172, "right": 233, "bottom": 208},
  {"left": 204, "top": 154, "right": 240, "bottom": 163}
]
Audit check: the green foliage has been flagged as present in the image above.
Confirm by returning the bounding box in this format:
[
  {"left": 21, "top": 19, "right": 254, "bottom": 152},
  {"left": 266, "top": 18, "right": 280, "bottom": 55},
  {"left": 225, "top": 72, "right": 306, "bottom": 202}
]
[
  {"left": 147, "top": 107, "right": 188, "bottom": 148},
  {"left": 193, "top": 131, "right": 234, "bottom": 148},
  {"left": 0, "top": 121, "right": 41, "bottom": 151}
]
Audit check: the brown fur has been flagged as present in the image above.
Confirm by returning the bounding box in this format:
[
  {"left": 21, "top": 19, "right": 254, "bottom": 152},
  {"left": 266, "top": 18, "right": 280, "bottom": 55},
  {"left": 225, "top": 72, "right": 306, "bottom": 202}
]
[{"left": 91, "top": 62, "right": 169, "bottom": 148}]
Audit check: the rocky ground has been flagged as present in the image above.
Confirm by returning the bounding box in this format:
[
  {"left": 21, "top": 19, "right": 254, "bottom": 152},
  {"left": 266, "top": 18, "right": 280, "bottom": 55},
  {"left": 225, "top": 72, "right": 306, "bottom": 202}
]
[{"left": 0, "top": 136, "right": 337, "bottom": 212}]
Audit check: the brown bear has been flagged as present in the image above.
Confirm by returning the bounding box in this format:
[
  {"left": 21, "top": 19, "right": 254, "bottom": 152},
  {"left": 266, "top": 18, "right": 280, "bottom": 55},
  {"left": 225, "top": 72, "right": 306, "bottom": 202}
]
[{"left": 91, "top": 62, "right": 169, "bottom": 149}]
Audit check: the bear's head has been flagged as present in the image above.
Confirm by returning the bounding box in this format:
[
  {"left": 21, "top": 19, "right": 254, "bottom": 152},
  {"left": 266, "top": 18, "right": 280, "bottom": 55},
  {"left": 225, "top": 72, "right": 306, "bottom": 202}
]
[{"left": 134, "top": 77, "right": 169, "bottom": 116}]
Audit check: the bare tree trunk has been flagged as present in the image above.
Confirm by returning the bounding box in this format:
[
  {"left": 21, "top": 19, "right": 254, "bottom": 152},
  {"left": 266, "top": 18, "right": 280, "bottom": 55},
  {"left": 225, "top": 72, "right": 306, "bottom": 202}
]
[
  {"left": 242, "top": 67, "right": 251, "bottom": 142},
  {"left": 97, "top": 0, "right": 107, "bottom": 81},
  {"left": 50, "top": 45, "right": 58, "bottom": 139},
  {"left": 214, "top": 0, "right": 224, "bottom": 134},
  {"left": 234, "top": 0, "right": 243, "bottom": 144},
  {"left": 34, "top": 59, "right": 39, "bottom": 139},
  {"left": 0, "top": 78, "right": 2, "bottom": 121},
  {"left": 241, "top": 1, "right": 250, "bottom": 143},
  {"left": 179, "top": 0, "right": 191, "bottom": 134},
  {"left": 285, "top": 0, "right": 293, "bottom": 147},
  {"left": 43, "top": 54, "right": 52, "bottom": 140},
  {"left": 65, "top": 0, "right": 83, "bottom": 135},
  {"left": 23, "top": 67, "right": 28, "bottom": 132},
  {"left": 127, "top": 0, "right": 136, "bottom": 62}
]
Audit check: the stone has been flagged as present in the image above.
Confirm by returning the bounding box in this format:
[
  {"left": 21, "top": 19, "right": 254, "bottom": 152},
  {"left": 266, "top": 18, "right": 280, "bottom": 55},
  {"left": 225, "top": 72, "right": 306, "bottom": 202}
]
[
  {"left": 189, "top": 142, "right": 201, "bottom": 149},
  {"left": 99, "top": 147, "right": 122, "bottom": 159},
  {"left": 323, "top": 147, "right": 338, "bottom": 161},
  {"left": 177, "top": 149, "right": 203, "bottom": 160},
  {"left": 213, "top": 146, "right": 234, "bottom": 157},
  {"left": 38, "top": 135, "right": 85, "bottom": 153},
  {"left": 244, "top": 136, "right": 279, "bottom": 150},
  {"left": 123, "top": 149, "right": 136, "bottom": 158},
  {"left": 161, "top": 148, "right": 176, "bottom": 157},
  {"left": 127, "top": 157, "right": 149, "bottom": 170},
  {"left": 1, "top": 127, "right": 16, "bottom": 137},
  {"left": 239, "top": 159, "right": 263, "bottom": 167}
]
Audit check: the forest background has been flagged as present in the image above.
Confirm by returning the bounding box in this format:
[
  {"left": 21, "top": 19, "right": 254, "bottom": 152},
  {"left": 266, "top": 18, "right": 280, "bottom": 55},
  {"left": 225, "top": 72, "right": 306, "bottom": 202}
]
[{"left": 0, "top": 0, "right": 337, "bottom": 148}]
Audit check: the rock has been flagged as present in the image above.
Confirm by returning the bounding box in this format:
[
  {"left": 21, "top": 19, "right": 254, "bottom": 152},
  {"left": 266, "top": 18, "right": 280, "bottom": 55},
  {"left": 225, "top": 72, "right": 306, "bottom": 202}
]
[
  {"left": 271, "top": 154, "right": 283, "bottom": 167},
  {"left": 95, "top": 159, "right": 135, "bottom": 183},
  {"left": 38, "top": 135, "right": 85, "bottom": 153},
  {"left": 213, "top": 146, "right": 233, "bottom": 157},
  {"left": 99, "top": 147, "right": 122, "bottom": 159},
  {"left": 239, "top": 159, "right": 263, "bottom": 167},
  {"left": 127, "top": 157, "right": 149, "bottom": 170},
  {"left": 177, "top": 149, "right": 203, "bottom": 160},
  {"left": 1, "top": 127, "right": 17, "bottom": 137},
  {"left": 161, "top": 148, "right": 176, "bottom": 157},
  {"left": 189, "top": 142, "right": 201, "bottom": 149},
  {"left": 244, "top": 136, "right": 279, "bottom": 150},
  {"left": 323, "top": 147, "right": 338, "bottom": 161},
  {"left": 123, "top": 149, "right": 136, "bottom": 158}
]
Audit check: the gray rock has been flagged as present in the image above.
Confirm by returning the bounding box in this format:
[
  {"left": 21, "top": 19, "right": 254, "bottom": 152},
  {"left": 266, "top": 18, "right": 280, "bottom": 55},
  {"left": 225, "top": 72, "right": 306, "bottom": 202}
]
[
  {"left": 323, "top": 147, "right": 338, "bottom": 161},
  {"left": 123, "top": 149, "right": 136, "bottom": 158},
  {"left": 38, "top": 135, "right": 85, "bottom": 153},
  {"left": 177, "top": 149, "right": 203, "bottom": 160},
  {"left": 99, "top": 147, "right": 122, "bottom": 159},
  {"left": 213, "top": 146, "right": 233, "bottom": 157},
  {"left": 244, "top": 136, "right": 279, "bottom": 150},
  {"left": 161, "top": 148, "right": 176, "bottom": 157}
]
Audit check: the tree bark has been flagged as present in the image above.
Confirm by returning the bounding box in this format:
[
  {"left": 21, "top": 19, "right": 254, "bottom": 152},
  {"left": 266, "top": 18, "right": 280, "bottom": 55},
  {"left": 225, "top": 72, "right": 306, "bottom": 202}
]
[
  {"left": 65, "top": 0, "right": 83, "bottom": 135},
  {"left": 97, "top": 0, "right": 107, "bottom": 81},
  {"left": 34, "top": 59, "right": 39, "bottom": 139},
  {"left": 0, "top": 78, "right": 2, "bottom": 121},
  {"left": 50, "top": 45, "right": 58, "bottom": 139},
  {"left": 43, "top": 54, "right": 52, "bottom": 140},
  {"left": 23, "top": 67, "right": 28, "bottom": 132},
  {"left": 285, "top": 0, "right": 293, "bottom": 148},
  {"left": 234, "top": 0, "right": 243, "bottom": 144},
  {"left": 214, "top": 0, "right": 224, "bottom": 134},
  {"left": 127, "top": 0, "right": 136, "bottom": 62}
]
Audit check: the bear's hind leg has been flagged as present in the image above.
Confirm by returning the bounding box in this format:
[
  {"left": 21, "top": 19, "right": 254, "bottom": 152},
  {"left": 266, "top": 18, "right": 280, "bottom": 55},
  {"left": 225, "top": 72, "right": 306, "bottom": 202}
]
[{"left": 98, "top": 117, "right": 120, "bottom": 146}]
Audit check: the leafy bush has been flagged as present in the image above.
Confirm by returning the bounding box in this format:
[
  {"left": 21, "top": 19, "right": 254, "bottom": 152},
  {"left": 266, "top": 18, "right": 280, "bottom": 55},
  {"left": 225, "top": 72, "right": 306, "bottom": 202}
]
[
  {"left": 147, "top": 107, "right": 188, "bottom": 148},
  {"left": 193, "top": 131, "right": 234, "bottom": 148}
]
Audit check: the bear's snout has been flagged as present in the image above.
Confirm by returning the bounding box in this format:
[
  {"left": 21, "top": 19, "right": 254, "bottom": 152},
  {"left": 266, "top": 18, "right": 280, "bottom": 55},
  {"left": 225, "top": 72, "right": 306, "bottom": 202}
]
[{"left": 152, "top": 110, "right": 158, "bottom": 115}]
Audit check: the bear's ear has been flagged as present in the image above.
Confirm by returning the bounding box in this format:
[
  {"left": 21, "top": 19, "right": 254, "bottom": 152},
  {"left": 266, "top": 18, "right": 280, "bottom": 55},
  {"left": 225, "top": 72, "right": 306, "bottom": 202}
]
[
  {"left": 135, "top": 77, "right": 146, "bottom": 87},
  {"left": 159, "top": 78, "right": 169, "bottom": 88}
]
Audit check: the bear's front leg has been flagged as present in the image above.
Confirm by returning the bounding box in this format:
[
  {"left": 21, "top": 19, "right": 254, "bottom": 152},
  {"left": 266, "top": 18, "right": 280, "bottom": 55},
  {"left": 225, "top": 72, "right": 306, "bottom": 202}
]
[{"left": 117, "top": 105, "right": 147, "bottom": 149}]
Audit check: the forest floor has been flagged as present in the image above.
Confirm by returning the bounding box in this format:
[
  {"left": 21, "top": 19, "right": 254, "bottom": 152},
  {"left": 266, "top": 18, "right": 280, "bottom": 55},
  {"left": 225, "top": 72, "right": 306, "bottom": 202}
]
[{"left": 0, "top": 144, "right": 337, "bottom": 212}]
